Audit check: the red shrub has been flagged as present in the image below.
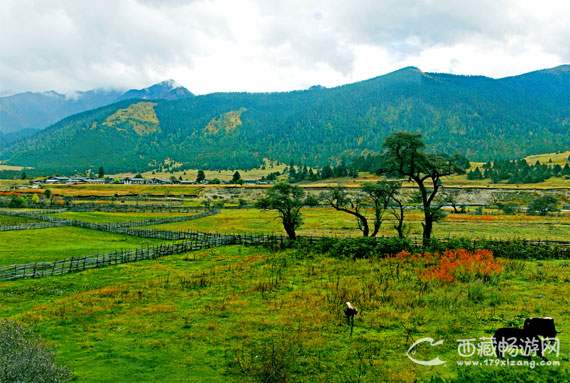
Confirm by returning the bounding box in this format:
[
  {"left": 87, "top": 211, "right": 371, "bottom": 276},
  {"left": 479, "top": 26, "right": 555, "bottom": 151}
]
[{"left": 396, "top": 249, "right": 503, "bottom": 283}]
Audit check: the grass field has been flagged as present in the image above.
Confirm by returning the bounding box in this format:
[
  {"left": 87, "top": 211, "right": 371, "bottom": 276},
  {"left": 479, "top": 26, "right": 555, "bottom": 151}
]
[
  {"left": 0, "top": 179, "right": 26, "bottom": 190},
  {"left": 115, "top": 152, "right": 570, "bottom": 187},
  {"left": 0, "top": 214, "right": 39, "bottom": 225},
  {"left": 343, "top": 173, "right": 570, "bottom": 189},
  {"left": 49, "top": 211, "right": 199, "bottom": 223},
  {"left": 525, "top": 151, "right": 570, "bottom": 165},
  {"left": 135, "top": 158, "right": 289, "bottom": 182},
  {"left": 0, "top": 227, "right": 165, "bottom": 266},
  {"left": 0, "top": 164, "right": 25, "bottom": 171},
  {"left": 39, "top": 184, "right": 203, "bottom": 197},
  {"left": 0, "top": 245, "right": 568, "bottom": 382},
  {"left": 141, "top": 208, "right": 570, "bottom": 241},
  {"left": 0, "top": 191, "right": 569, "bottom": 382}
]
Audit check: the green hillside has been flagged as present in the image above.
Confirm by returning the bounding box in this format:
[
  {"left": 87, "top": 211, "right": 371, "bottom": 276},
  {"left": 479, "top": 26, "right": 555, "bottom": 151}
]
[{"left": 2, "top": 65, "right": 569, "bottom": 173}]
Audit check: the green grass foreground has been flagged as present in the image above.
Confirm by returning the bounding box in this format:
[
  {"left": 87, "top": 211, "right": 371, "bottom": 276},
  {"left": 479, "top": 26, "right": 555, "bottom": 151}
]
[
  {"left": 0, "top": 227, "right": 165, "bottom": 266},
  {"left": 1, "top": 245, "right": 568, "bottom": 382}
]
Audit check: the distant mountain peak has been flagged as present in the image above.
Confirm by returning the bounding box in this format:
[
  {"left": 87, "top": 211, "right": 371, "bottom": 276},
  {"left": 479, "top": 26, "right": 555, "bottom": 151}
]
[
  {"left": 117, "top": 80, "right": 194, "bottom": 101},
  {"left": 0, "top": 80, "right": 194, "bottom": 134},
  {"left": 41, "top": 90, "right": 63, "bottom": 97},
  {"left": 400, "top": 66, "right": 421, "bottom": 71},
  {"left": 157, "top": 79, "right": 183, "bottom": 89}
]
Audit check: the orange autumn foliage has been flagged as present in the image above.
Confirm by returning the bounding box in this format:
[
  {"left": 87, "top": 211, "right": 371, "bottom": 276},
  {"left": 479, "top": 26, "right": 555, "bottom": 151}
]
[{"left": 395, "top": 249, "right": 503, "bottom": 283}]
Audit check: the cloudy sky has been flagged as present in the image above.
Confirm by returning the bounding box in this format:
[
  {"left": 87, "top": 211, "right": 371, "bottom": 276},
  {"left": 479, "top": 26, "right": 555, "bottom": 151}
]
[{"left": 1, "top": 0, "right": 569, "bottom": 96}]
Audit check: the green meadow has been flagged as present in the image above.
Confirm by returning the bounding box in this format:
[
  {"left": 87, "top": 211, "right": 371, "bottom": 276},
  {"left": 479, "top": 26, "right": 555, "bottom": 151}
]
[
  {"left": 49, "top": 211, "right": 199, "bottom": 223},
  {"left": 142, "top": 208, "right": 570, "bottom": 242},
  {"left": 0, "top": 214, "right": 39, "bottom": 225},
  {"left": 0, "top": 245, "right": 568, "bottom": 382},
  {"left": 0, "top": 204, "right": 569, "bottom": 382},
  {"left": 0, "top": 227, "right": 165, "bottom": 266}
]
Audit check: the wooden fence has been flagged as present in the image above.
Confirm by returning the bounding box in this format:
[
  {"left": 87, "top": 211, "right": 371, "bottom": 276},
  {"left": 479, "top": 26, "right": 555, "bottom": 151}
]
[
  {"left": 0, "top": 234, "right": 236, "bottom": 281},
  {"left": 0, "top": 202, "right": 208, "bottom": 213},
  {"left": 0, "top": 231, "right": 302, "bottom": 281},
  {"left": 3, "top": 208, "right": 570, "bottom": 249},
  {"left": 0, "top": 208, "right": 220, "bottom": 236},
  {"left": 65, "top": 204, "right": 202, "bottom": 213},
  {"left": 111, "top": 210, "right": 219, "bottom": 228},
  {"left": 3, "top": 227, "right": 570, "bottom": 282},
  {"left": 0, "top": 221, "right": 69, "bottom": 232}
]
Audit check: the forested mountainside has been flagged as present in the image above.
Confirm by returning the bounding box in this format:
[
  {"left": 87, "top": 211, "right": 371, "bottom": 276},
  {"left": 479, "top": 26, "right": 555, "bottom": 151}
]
[{"left": 2, "top": 65, "right": 569, "bottom": 173}]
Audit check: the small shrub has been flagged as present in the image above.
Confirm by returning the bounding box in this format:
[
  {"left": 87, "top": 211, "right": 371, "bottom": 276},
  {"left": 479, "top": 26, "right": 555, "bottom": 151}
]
[
  {"left": 481, "top": 240, "right": 564, "bottom": 260},
  {"left": 396, "top": 249, "right": 503, "bottom": 283},
  {"left": 428, "top": 237, "right": 476, "bottom": 252},
  {"left": 426, "top": 238, "right": 567, "bottom": 261},
  {"left": 375, "top": 237, "right": 414, "bottom": 256},
  {"left": 331, "top": 237, "right": 379, "bottom": 259},
  {"left": 8, "top": 195, "right": 26, "bottom": 208},
  {"left": 310, "top": 237, "right": 339, "bottom": 254},
  {"left": 286, "top": 236, "right": 566, "bottom": 262},
  {"left": 503, "top": 259, "right": 526, "bottom": 273},
  {"left": 497, "top": 202, "right": 520, "bottom": 215},
  {"left": 0, "top": 319, "right": 72, "bottom": 382},
  {"left": 330, "top": 237, "right": 412, "bottom": 260},
  {"left": 467, "top": 283, "right": 485, "bottom": 303},
  {"left": 229, "top": 339, "right": 299, "bottom": 383}
]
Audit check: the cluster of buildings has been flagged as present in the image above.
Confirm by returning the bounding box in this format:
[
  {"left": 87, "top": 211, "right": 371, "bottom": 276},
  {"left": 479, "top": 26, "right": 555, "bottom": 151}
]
[
  {"left": 39, "top": 176, "right": 181, "bottom": 185},
  {"left": 36, "top": 176, "right": 270, "bottom": 186}
]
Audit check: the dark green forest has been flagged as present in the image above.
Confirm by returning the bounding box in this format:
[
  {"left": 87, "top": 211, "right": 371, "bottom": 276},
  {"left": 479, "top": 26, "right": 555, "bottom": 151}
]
[
  {"left": 467, "top": 158, "right": 570, "bottom": 183},
  {"left": 1, "top": 65, "right": 569, "bottom": 173}
]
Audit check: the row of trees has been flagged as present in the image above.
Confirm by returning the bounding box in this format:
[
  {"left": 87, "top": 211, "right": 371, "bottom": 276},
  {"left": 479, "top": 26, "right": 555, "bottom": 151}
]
[
  {"left": 257, "top": 132, "right": 467, "bottom": 245},
  {"left": 467, "top": 159, "right": 570, "bottom": 183},
  {"left": 284, "top": 160, "right": 358, "bottom": 183},
  {"left": 195, "top": 170, "right": 245, "bottom": 184},
  {"left": 494, "top": 195, "right": 560, "bottom": 216}
]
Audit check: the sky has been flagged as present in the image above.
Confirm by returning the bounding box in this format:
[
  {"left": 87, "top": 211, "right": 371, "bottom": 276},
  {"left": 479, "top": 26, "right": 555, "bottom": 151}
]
[{"left": 1, "top": 0, "right": 569, "bottom": 96}]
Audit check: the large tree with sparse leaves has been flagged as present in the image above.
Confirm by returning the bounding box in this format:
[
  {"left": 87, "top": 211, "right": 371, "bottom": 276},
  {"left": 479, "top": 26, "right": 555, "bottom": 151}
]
[{"left": 380, "top": 132, "right": 466, "bottom": 244}]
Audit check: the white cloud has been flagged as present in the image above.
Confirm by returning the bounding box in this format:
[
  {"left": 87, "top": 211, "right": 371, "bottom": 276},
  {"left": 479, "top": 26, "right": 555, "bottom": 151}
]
[{"left": 0, "top": 0, "right": 568, "bottom": 96}]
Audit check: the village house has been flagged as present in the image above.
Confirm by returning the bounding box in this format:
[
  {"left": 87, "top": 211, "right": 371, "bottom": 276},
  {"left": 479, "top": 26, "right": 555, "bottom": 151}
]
[
  {"left": 44, "top": 176, "right": 71, "bottom": 184},
  {"left": 124, "top": 177, "right": 146, "bottom": 185},
  {"left": 150, "top": 178, "right": 173, "bottom": 185},
  {"left": 87, "top": 179, "right": 106, "bottom": 184}
]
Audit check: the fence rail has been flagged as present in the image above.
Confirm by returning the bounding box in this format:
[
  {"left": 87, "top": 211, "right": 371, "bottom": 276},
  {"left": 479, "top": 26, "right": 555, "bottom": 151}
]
[
  {"left": 65, "top": 204, "right": 203, "bottom": 213},
  {"left": 0, "top": 234, "right": 234, "bottom": 281},
  {"left": 2, "top": 227, "right": 570, "bottom": 281},
  {"left": 3, "top": 208, "right": 570, "bottom": 248},
  {"left": 0, "top": 202, "right": 208, "bottom": 213},
  {"left": 0, "top": 208, "right": 220, "bottom": 236},
  {"left": 0, "top": 231, "right": 301, "bottom": 281},
  {"left": 3, "top": 206, "right": 570, "bottom": 282},
  {"left": 0, "top": 221, "right": 69, "bottom": 232}
]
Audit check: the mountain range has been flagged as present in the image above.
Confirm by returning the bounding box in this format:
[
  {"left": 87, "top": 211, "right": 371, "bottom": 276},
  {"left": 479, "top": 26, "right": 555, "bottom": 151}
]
[
  {"left": 1, "top": 65, "right": 569, "bottom": 174},
  {"left": 0, "top": 80, "right": 194, "bottom": 135}
]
